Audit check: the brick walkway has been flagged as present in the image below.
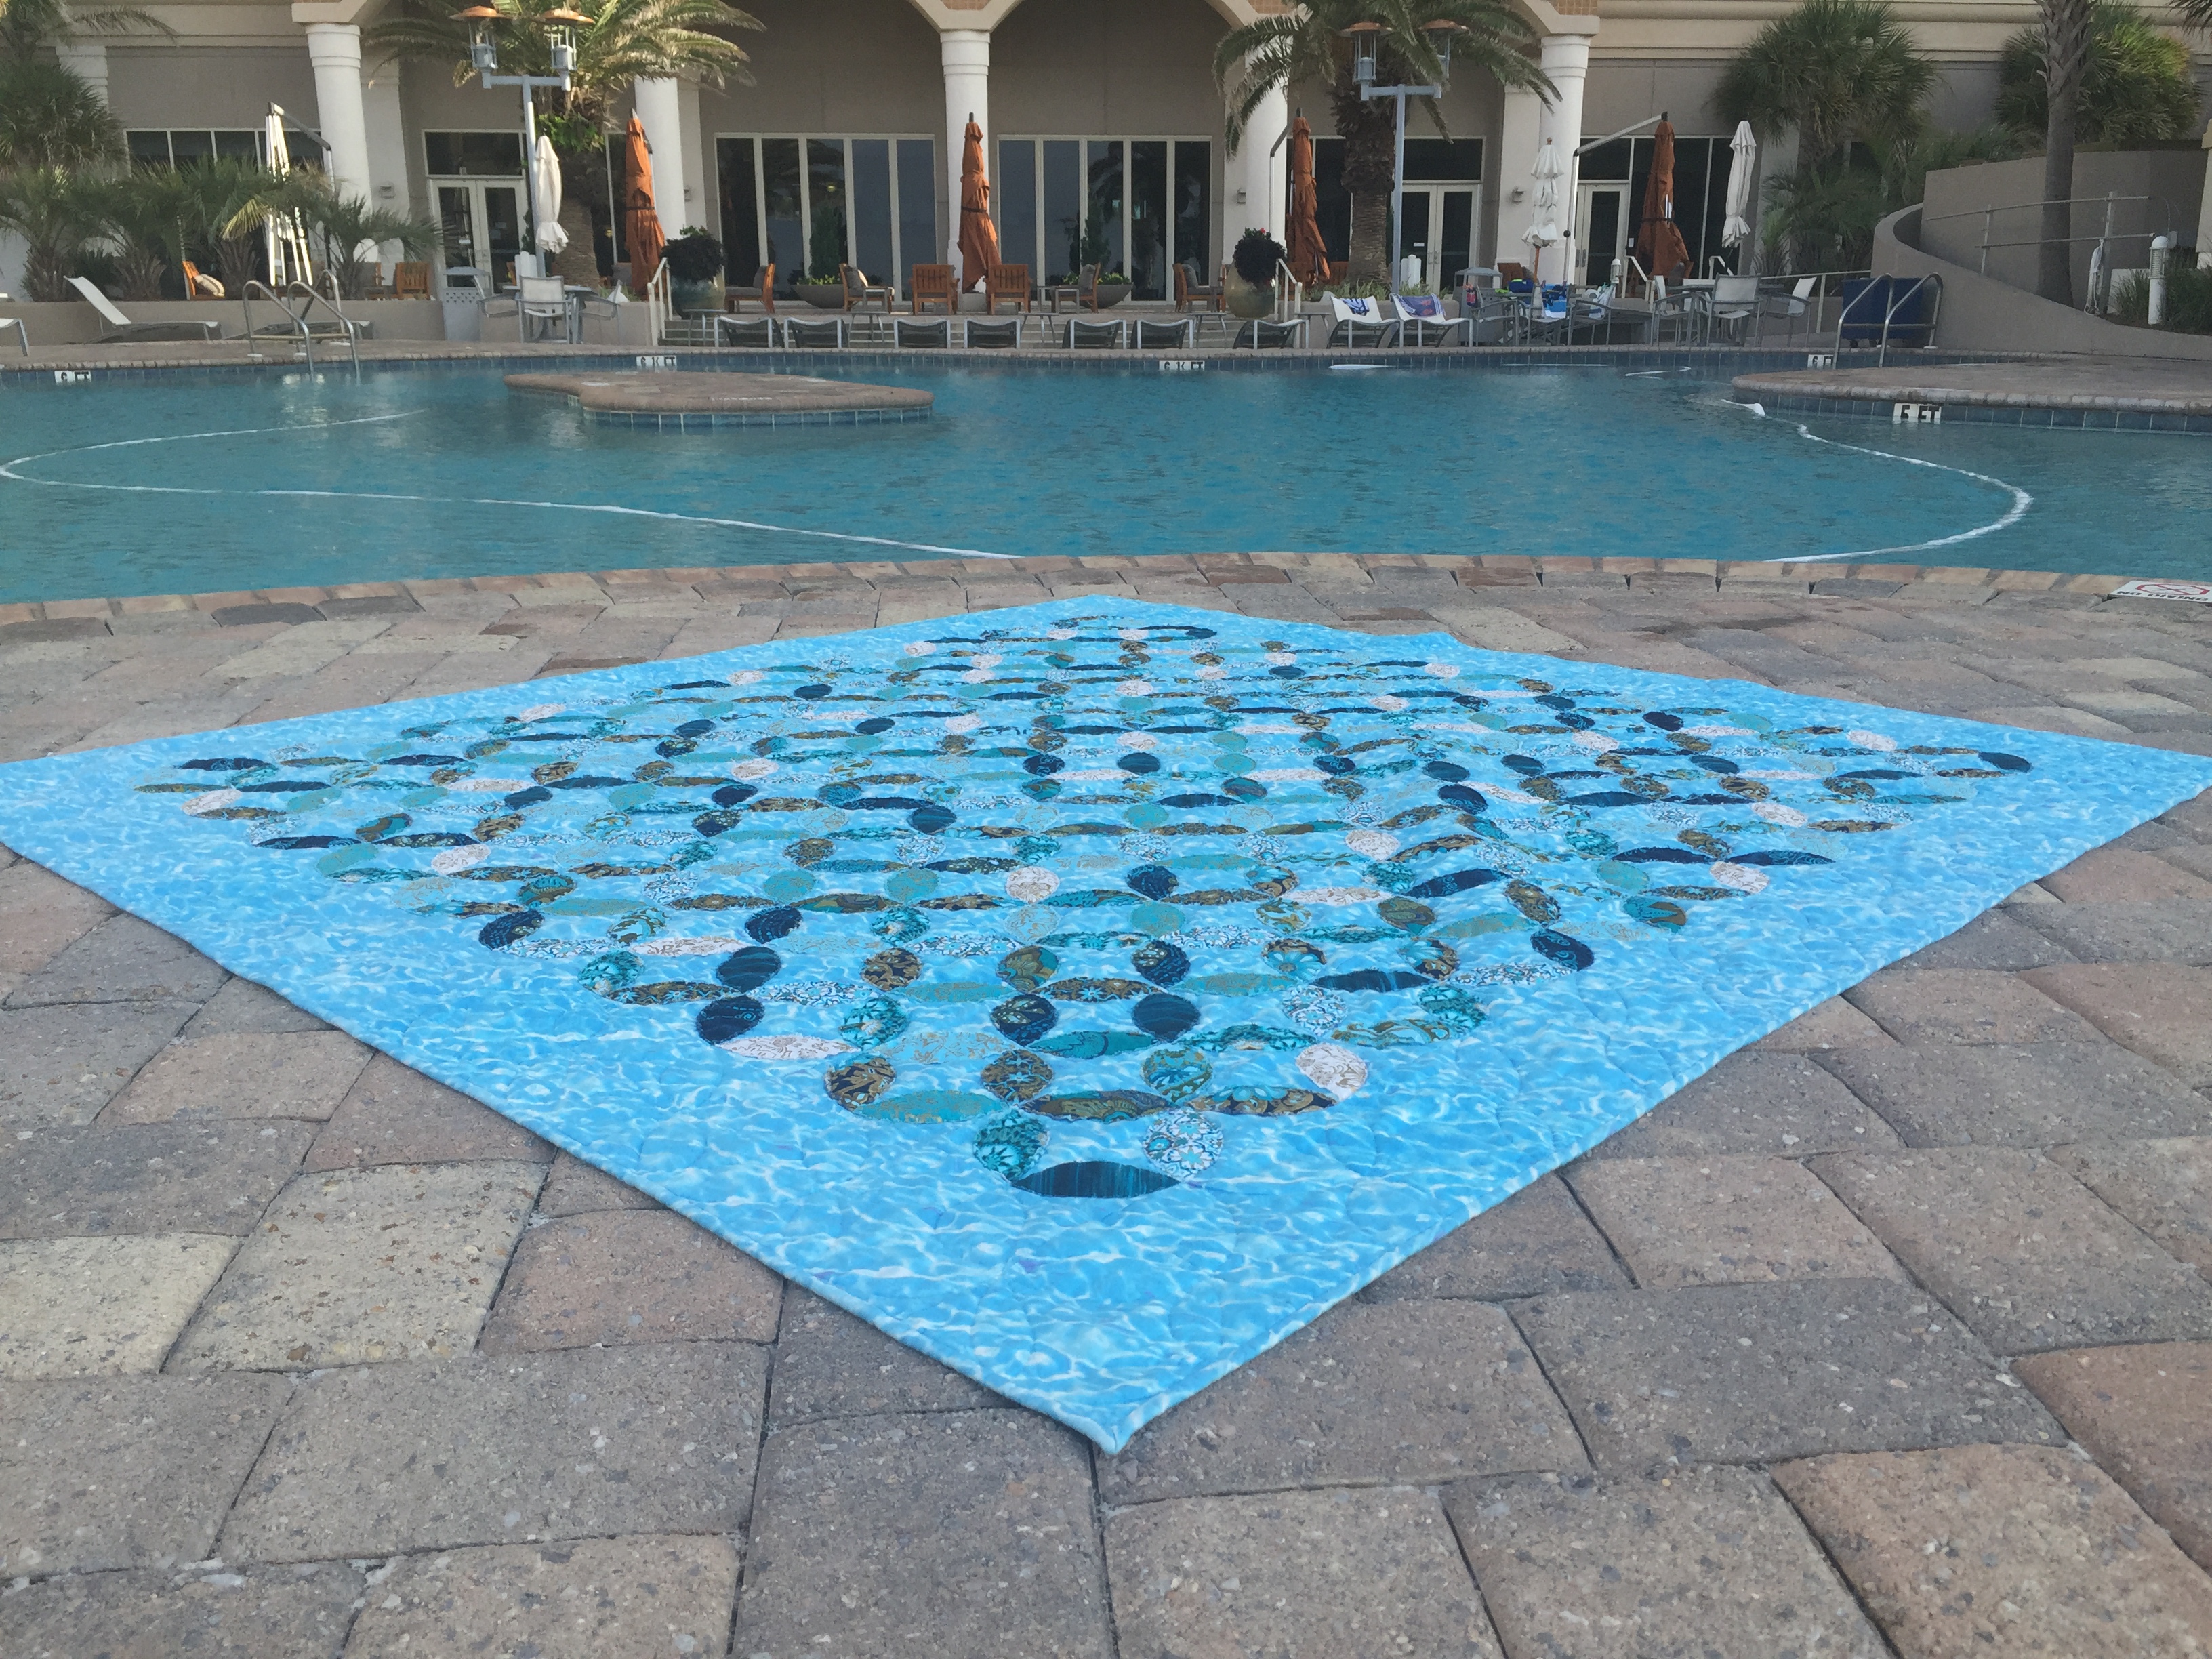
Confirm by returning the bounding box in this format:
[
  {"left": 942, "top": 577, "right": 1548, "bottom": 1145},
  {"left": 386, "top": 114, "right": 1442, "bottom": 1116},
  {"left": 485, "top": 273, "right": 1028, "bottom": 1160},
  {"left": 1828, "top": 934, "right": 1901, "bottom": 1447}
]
[{"left": 3, "top": 553, "right": 2211, "bottom": 1658}]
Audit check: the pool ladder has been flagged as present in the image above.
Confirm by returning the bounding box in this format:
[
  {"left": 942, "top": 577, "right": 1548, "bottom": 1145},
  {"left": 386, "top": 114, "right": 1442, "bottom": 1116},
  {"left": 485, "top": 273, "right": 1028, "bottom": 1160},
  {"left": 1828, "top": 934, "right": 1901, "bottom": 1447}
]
[{"left": 239, "top": 280, "right": 364, "bottom": 374}]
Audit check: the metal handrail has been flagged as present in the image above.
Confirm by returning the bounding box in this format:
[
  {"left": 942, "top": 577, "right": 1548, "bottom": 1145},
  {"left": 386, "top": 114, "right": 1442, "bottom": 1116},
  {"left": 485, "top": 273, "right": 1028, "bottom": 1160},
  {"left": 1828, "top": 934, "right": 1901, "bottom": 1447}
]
[
  {"left": 239, "top": 278, "right": 315, "bottom": 370},
  {"left": 283, "top": 281, "right": 363, "bottom": 370},
  {"left": 645, "top": 261, "right": 671, "bottom": 345},
  {"left": 1837, "top": 271, "right": 1942, "bottom": 365}
]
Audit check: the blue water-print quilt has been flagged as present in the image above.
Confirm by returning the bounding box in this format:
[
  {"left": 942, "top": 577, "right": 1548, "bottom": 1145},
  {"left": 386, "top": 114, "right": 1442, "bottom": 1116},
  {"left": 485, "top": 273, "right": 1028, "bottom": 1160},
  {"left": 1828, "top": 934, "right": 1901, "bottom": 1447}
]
[{"left": 1, "top": 598, "right": 2205, "bottom": 1449}]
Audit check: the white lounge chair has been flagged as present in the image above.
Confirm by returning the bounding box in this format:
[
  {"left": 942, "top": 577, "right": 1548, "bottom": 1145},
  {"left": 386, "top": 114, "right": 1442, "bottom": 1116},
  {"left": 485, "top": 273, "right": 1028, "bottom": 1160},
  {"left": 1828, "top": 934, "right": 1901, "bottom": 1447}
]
[
  {"left": 66, "top": 276, "right": 220, "bottom": 342},
  {"left": 0, "top": 316, "right": 27, "bottom": 355},
  {"left": 1392, "top": 292, "right": 1467, "bottom": 346},
  {"left": 1326, "top": 294, "right": 1397, "bottom": 348}
]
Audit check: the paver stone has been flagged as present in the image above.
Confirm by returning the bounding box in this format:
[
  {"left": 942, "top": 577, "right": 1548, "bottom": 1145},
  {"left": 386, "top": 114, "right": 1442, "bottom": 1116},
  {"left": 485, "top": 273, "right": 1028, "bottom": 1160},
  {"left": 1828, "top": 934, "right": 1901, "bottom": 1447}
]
[
  {"left": 5, "top": 914, "right": 226, "bottom": 1008},
  {"left": 2012, "top": 900, "right": 2212, "bottom": 965},
  {"left": 220, "top": 1341, "right": 765, "bottom": 1561},
  {"left": 1818, "top": 1040, "right": 2212, "bottom": 1147},
  {"left": 535, "top": 1150, "right": 662, "bottom": 1215},
  {"left": 102, "top": 1030, "right": 371, "bottom": 1123},
  {"left": 179, "top": 974, "right": 333, "bottom": 1035},
  {"left": 1107, "top": 1486, "right": 1498, "bottom": 1659},
  {"left": 303, "top": 1051, "right": 552, "bottom": 1170},
  {"left": 0, "top": 1371, "right": 292, "bottom": 1575},
  {"left": 1755, "top": 996, "right": 1898, "bottom": 1052},
  {"left": 1444, "top": 1466, "right": 1885, "bottom": 1659},
  {"left": 768, "top": 1284, "right": 1003, "bottom": 1425},
  {"left": 0, "top": 1232, "right": 236, "bottom": 1376},
  {"left": 1843, "top": 969, "right": 2097, "bottom": 1046},
  {"left": 1583, "top": 1052, "right": 1901, "bottom": 1159},
  {"left": 2022, "top": 963, "right": 2212, "bottom": 1086},
  {"left": 1, "top": 1561, "right": 364, "bottom": 1659},
  {"left": 169, "top": 1160, "right": 541, "bottom": 1370},
  {"left": 1810, "top": 1147, "right": 2212, "bottom": 1353},
  {"left": 2041, "top": 846, "right": 2212, "bottom": 903},
  {"left": 0, "top": 858, "right": 113, "bottom": 988},
  {"left": 735, "top": 1409, "right": 1111, "bottom": 1659},
  {"left": 0, "top": 1120, "right": 314, "bottom": 1238},
  {"left": 2048, "top": 1135, "right": 2212, "bottom": 1275},
  {"left": 1566, "top": 1156, "right": 1904, "bottom": 1288},
  {"left": 1775, "top": 1443, "right": 2212, "bottom": 1658},
  {"left": 1362, "top": 1173, "right": 1628, "bottom": 1301},
  {"left": 1098, "top": 1298, "right": 1582, "bottom": 1503},
  {"left": 479, "top": 1208, "right": 781, "bottom": 1351},
  {"left": 0, "top": 1000, "right": 197, "bottom": 1127},
  {"left": 343, "top": 1536, "right": 739, "bottom": 1659}
]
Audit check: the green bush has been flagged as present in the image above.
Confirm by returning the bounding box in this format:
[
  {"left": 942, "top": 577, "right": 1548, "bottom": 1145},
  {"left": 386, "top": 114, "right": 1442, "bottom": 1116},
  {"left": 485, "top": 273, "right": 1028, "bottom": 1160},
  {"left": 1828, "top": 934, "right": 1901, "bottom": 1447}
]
[{"left": 2106, "top": 262, "right": 2212, "bottom": 333}]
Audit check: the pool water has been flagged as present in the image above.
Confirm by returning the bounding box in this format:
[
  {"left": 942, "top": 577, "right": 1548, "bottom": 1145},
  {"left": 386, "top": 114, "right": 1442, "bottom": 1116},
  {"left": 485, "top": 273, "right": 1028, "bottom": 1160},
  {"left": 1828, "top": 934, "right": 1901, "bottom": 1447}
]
[{"left": 1, "top": 362, "right": 2205, "bottom": 602}]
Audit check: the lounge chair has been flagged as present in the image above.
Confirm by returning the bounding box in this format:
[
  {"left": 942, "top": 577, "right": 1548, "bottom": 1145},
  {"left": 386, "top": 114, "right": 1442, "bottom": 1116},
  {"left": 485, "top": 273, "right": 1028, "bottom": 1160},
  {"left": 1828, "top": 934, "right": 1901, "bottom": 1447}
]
[
  {"left": 0, "top": 316, "right": 27, "bottom": 355},
  {"left": 783, "top": 315, "right": 846, "bottom": 348},
  {"left": 1065, "top": 316, "right": 1125, "bottom": 349},
  {"left": 840, "top": 264, "right": 899, "bottom": 315},
  {"left": 1326, "top": 295, "right": 1397, "bottom": 348},
  {"left": 909, "top": 263, "right": 956, "bottom": 315},
  {"left": 715, "top": 314, "right": 775, "bottom": 348},
  {"left": 1173, "top": 262, "right": 1221, "bottom": 312},
  {"left": 894, "top": 316, "right": 950, "bottom": 348},
  {"left": 180, "top": 260, "right": 225, "bottom": 299},
  {"left": 724, "top": 264, "right": 775, "bottom": 315},
  {"left": 66, "top": 276, "right": 220, "bottom": 342},
  {"left": 394, "top": 262, "right": 432, "bottom": 300},
  {"left": 984, "top": 263, "right": 1031, "bottom": 314},
  {"left": 1235, "top": 318, "right": 1306, "bottom": 348},
  {"left": 1393, "top": 292, "right": 1467, "bottom": 346},
  {"left": 963, "top": 316, "right": 1023, "bottom": 348},
  {"left": 1134, "top": 317, "right": 1195, "bottom": 349}
]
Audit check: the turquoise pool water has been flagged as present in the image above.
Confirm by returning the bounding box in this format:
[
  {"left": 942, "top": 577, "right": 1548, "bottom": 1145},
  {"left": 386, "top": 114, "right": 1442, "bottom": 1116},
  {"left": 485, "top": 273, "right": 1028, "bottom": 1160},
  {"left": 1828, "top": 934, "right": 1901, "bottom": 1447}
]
[{"left": 1, "top": 361, "right": 2204, "bottom": 602}]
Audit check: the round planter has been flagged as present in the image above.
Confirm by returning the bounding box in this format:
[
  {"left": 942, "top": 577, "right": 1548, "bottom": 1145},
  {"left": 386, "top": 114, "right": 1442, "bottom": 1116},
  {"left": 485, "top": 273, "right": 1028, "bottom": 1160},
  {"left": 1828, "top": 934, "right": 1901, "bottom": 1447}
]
[
  {"left": 670, "top": 276, "right": 724, "bottom": 314},
  {"left": 1223, "top": 270, "right": 1276, "bottom": 319},
  {"left": 1091, "top": 283, "right": 1132, "bottom": 310},
  {"left": 795, "top": 283, "right": 848, "bottom": 310}
]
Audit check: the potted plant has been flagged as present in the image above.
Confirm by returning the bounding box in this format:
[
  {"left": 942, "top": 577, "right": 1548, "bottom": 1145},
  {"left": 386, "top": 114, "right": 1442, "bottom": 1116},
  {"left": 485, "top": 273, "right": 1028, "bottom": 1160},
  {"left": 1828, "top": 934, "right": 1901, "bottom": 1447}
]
[
  {"left": 794, "top": 198, "right": 850, "bottom": 306},
  {"left": 663, "top": 226, "right": 725, "bottom": 314},
  {"left": 1225, "top": 228, "right": 1284, "bottom": 319},
  {"left": 1092, "top": 269, "right": 1131, "bottom": 308}
]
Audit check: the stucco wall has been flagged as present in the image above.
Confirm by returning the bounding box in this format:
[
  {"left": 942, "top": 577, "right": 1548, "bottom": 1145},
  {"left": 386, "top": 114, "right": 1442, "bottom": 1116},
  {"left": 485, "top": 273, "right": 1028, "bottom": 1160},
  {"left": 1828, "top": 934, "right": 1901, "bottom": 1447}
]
[
  {"left": 991, "top": 0, "right": 1231, "bottom": 136},
  {"left": 105, "top": 47, "right": 319, "bottom": 133},
  {"left": 1582, "top": 60, "right": 1729, "bottom": 137},
  {"left": 1922, "top": 149, "right": 2207, "bottom": 300},
  {"left": 695, "top": 0, "right": 943, "bottom": 136}
]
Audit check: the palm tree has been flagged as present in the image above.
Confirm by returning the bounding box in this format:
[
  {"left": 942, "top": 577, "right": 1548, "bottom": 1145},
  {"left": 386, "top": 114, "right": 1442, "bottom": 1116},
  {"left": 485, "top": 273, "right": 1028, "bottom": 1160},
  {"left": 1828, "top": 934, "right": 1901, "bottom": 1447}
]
[
  {"left": 368, "top": 0, "right": 761, "bottom": 285},
  {"left": 226, "top": 169, "right": 441, "bottom": 298},
  {"left": 175, "top": 155, "right": 284, "bottom": 292},
  {"left": 0, "top": 165, "right": 98, "bottom": 298},
  {"left": 1998, "top": 2, "right": 2200, "bottom": 146},
  {"left": 88, "top": 165, "right": 197, "bottom": 298},
  {"left": 0, "top": 58, "right": 123, "bottom": 169},
  {"left": 1213, "top": 0, "right": 1552, "bottom": 287},
  {"left": 0, "top": 0, "right": 171, "bottom": 62},
  {"left": 2027, "top": 0, "right": 2098, "bottom": 303},
  {"left": 1717, "top": 0, "right": 1936, "bottom": 176}
]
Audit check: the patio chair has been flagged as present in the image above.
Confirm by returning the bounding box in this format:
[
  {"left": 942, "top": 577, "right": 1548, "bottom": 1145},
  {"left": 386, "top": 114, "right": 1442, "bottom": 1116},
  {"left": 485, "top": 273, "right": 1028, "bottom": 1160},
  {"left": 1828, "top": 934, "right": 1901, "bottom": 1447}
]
[
  {"left": 840, "top": 264, "right": 899, "bottom": 314},
  {"left": 491, "top": 274, "right": 571, "bottom": 343},
  {"left": 1462, "top": 291, "right": 1518, "bottom": 346},
  {"left": 1173, "top": 262, "right": 1221, "bottom": 312},
  {"left": 0, "top": 315, "right": 27, "bottom": 355},
  {"left": 1706, "top": 274, "right": 1760, "bottom": 345},
  {"left": 1065, "top": 316, "right": 1126, "bottom": 348},
  {"left": 985, "top": 263, "right": 1031, "bottom": 314},
  {"left": 1134, "top": 316, "right": 1195, "bottom": 349},
  {"left": 66, "top": 276, "right": 220, "bottom": 342},
  {"left": 1763, "top": 275, "right": 1818, "bottom": 342},
  {"left": 180, "top": 260, "right": 225, "bottom": 299},
  {"left": 1326, "top": 295, "right": 1397, "bottom": 348},
  {"left": 394, "top": 261, "right": 432, "bottom": 300},
  {"left": 963, "top": 316, "right": 1023, "bottom": 348},
  {"left": 724, "top": 264, "right": 776, "bottom": 315},
  {"left": 715, "top": 314, "right": 776, "bottom": 348},
  {"left": 909, "top": 263, "right": 956, "bottom": 315},
  {"left": 1235, "top": 318, "right": 1306, "bottom": 348},
  {"left": 894, "top": 316, "right": 951, "bottom": 348},
  {"left": 783, "top": 315, "right": 846, "bottom": 348},
  {"left": 1392, "top": 292, "right": 1467, "bottom": 346}
]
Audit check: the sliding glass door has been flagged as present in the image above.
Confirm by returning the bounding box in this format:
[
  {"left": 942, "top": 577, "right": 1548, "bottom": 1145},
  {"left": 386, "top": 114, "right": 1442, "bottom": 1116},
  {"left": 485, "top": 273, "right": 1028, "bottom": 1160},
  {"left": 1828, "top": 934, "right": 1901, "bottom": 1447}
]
[
  {"left": 716, "top": 134, "right": 937, "bottom": 296},
  {"left": 996, "top": 137, "right": 1212, "bottom": 298}
]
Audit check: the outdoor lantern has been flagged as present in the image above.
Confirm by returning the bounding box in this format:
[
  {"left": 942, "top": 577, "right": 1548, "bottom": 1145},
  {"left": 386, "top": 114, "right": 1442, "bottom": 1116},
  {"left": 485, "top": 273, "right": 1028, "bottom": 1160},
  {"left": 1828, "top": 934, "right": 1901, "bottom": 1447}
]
[
  {"left": 1425, "top": 20, "right": 1464, "bottom": 75},
  {"left": 455, "top": 5, "right": 499, "bottom": 73},
  {"left": 544, "top": 6, "right": 590, "bottom": 79},
  {"left": 1341, "top": 21, "right": 1381, "bottom": 85}
]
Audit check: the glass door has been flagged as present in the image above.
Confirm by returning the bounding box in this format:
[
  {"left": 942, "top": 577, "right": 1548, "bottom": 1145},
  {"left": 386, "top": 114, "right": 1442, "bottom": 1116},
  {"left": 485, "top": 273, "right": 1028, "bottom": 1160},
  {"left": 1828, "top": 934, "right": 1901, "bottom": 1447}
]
[
  {"left": 1397, "top": 186, "right": 1478, "bottom": 289},
  {"left": 432, "top": 180, "right": 524, "bottom": 289},
  {"left": 1576, "top": 183, "right": 1629, "bottom": 287},
  {"left": 436, "top": 184, "right": 477, "bottom": 284}
]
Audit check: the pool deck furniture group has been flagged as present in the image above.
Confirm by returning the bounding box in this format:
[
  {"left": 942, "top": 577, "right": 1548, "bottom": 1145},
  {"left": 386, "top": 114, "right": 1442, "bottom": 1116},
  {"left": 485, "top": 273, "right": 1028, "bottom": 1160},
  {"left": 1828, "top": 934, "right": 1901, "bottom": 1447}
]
[{"left": 3, "top": 546, "right": 2211, "bottom": 1657}]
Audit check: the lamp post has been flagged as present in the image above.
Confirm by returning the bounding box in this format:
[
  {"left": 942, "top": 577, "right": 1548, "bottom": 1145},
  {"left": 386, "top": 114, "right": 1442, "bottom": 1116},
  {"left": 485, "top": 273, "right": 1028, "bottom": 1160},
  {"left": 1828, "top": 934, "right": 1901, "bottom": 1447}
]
[
  {"left": 1344, "top": 20, "right": 1460, "bottom": 287},
  {"left": 454, "top": 5, "right": 587, "bottom": 279}
]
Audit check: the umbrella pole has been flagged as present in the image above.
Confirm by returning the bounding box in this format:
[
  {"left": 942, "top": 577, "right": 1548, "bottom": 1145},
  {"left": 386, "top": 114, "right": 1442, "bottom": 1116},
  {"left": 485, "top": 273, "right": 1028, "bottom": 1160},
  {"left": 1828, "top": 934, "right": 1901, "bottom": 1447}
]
[{"left": 518, "top": 88, "right": 542, "bottom": 281}]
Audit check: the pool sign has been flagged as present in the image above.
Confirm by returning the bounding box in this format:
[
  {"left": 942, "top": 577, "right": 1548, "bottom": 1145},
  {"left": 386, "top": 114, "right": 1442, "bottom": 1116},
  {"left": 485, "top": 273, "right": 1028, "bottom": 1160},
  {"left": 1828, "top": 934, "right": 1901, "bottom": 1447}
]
[{"left": 2112, "top": 579, "right": 2212, "bottom": 605}]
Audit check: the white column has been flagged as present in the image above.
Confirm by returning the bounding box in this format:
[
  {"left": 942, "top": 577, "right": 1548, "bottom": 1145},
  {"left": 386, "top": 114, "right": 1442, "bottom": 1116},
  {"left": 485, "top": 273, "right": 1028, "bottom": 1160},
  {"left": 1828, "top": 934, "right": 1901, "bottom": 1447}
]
[
  {"left": 304, "top": 23, "right": 374, "bottom": 203},
  {"left": 1538, "top": 34, "right": 1589, "bottom": 286},
  {"left": 1233, "top": 80, "right": 1288, "bottom": 239},
  {"left": 55, "top": 41, "right": 108, "bottom": 103},
  {"left": 2197, "top": 117, "right": 2212, "bottom": 270},
  {"left": 633, "top": 77, "right": 690, "bottom": 238},
  {"left": 941, "top": 28, "right": 989, "bottom": 283},
  {"left": 1494, "top": 85, "right": 1542, "bottom": 270}
]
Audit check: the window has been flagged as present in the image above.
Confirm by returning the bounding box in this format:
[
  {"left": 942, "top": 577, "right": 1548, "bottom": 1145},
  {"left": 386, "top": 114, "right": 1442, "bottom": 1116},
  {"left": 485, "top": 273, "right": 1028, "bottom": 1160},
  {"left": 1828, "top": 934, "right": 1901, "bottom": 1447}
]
[
  {"left": 126, "top": 129, "right": 279, "bottom": 168},
  {"left": 1402, "top": 138, "right": 1483, "bottom": 182},
  {"left": 716, "top": 135, "right": 937, "bottom": 295},
  {"left": 423, "top": 131, "right": 525, "bottom": 177},
  {"left": 996, "top": 137, "right": 1213, "bottom": 297},
  {"left": 1579, "top": 133, "right": 1729, "bottom": 278}
]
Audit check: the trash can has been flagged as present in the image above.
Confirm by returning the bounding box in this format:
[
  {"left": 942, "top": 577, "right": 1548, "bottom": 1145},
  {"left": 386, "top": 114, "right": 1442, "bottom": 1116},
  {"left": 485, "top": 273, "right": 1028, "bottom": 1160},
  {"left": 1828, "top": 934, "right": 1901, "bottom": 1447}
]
[{"left": 440, "top": 293, "right": 483, "bottom": 342}]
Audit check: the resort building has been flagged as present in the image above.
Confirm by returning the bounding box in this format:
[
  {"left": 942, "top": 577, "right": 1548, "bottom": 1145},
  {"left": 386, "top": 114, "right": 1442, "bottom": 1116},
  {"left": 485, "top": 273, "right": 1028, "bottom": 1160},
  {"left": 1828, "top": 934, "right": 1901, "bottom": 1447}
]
[{"left": 29, "top": 0, "right": 2212, "bottom": 295}]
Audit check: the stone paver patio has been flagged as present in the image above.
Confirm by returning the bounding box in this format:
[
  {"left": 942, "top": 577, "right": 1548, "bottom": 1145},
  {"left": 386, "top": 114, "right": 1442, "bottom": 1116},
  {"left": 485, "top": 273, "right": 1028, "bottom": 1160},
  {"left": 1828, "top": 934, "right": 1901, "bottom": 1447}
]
[{"left": 3, "top": 551, "right": 2211, "bottom": 1657}]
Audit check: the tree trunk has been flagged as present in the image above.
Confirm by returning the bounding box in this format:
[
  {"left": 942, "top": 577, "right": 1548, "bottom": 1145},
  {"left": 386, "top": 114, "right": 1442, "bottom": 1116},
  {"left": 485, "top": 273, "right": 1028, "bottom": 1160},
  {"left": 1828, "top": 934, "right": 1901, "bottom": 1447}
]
[
  {"left": 1332, "top": 68, "right": 1397, "bottom": 287},
  {"left": 553, "top": 197, "right": 599, "bottom": 286},
  {"left": 1348, "top": 192, "right": 1390, "bottom": 287},
  {"left": 2037, "top": 0, "right": 2091, "bottom": 305}
]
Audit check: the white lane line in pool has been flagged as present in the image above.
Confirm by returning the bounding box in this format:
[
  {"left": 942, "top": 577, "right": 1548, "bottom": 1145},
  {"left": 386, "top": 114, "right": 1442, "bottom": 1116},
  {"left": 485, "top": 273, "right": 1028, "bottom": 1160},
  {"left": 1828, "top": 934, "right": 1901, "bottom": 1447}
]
[
  {"left": 0, "top": 411, "right": 1021, "bottom": 562},
  {"left": 1729, "top": 401, "right": 2033, "bottom": 564}
]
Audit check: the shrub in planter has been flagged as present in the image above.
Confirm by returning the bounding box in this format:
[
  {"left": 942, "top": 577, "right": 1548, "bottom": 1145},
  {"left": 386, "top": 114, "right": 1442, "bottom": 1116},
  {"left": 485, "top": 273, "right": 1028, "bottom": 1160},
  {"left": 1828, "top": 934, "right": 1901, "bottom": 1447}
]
[
  {"left": 663, "top": 228, "right": 725, "bottom": 310},
  {"left": 1225, "top": 228, "right": 1286, "bottom": 318}
]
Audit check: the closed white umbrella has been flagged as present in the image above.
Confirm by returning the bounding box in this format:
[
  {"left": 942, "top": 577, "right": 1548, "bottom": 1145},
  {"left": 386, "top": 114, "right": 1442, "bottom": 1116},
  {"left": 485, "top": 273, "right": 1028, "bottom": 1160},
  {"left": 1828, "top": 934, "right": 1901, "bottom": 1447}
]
[
  {"left": 1722, "top": 121, "right": 1757, "bottom": 249},
  {"left": 534, "top": 134, "right": 568, "bottom": 255},
  {"left": 1523, "top": 139, "right": 1563, "bottom": 278}
]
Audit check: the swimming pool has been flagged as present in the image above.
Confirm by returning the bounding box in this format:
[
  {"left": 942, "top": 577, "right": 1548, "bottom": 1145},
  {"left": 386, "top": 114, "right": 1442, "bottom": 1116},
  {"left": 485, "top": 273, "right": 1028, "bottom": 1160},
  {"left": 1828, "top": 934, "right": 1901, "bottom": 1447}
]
[{"left": 1, "top": 359, "right": 2205, "bottom": 602}]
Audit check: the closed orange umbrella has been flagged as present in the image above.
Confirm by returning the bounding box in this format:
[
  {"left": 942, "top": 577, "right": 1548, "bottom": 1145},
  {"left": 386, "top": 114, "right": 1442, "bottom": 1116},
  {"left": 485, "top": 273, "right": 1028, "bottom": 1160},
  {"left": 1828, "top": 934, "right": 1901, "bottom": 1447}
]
[
  {"left": 1284, "top": 115, "right": 1327, "bottom": 287},
  {"left": 958, "top": 114, "right": 1000, "bottom": 291},
  {"left": 622, "top": 115, "right": 665, "bottom": 290},
  {"left": 1636, "top": 117, "right": 1690, "bottom": 286}
]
